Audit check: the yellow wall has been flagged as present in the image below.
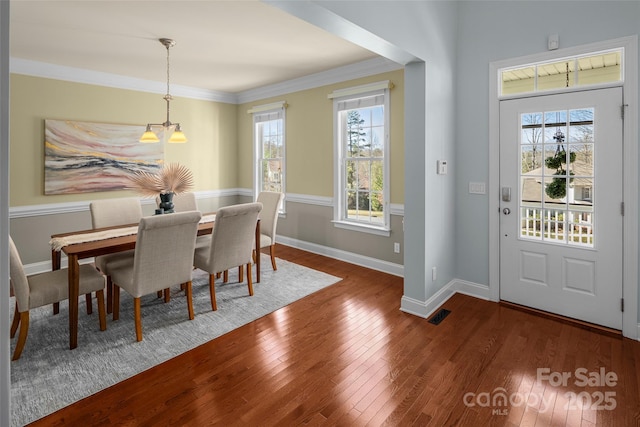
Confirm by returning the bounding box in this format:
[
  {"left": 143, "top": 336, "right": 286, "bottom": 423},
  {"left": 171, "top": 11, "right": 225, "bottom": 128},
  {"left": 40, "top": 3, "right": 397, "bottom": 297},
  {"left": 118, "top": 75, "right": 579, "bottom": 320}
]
[
  {"left": 237, "top": 70, "right": 405, "bottom": 203},
  {"left": 10, "top": 70, "right": 405, "bottom": 264},
  {"left": 9, "top": 74, "right": 238, "bottom": 206},
  {"left": 10, "top": 70, "right": 404, "bottom": 207}
]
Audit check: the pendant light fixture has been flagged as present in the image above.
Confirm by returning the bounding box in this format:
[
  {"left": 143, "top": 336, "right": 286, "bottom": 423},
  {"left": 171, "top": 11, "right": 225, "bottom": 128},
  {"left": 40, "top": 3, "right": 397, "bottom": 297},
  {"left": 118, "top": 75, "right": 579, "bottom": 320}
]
[{"left": 140, "top": 38, "right": 187, "bottom": 144}]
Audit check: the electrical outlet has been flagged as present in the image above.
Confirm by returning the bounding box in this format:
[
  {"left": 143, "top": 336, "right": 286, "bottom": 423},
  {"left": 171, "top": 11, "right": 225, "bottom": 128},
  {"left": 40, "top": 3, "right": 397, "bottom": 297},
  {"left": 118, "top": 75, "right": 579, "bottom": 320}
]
[
  {"left": 432, "top": 267, "right": 437, "bottom": 281},
  {"left": 394, "top": 242, "right": 400, "bottom": 253}
]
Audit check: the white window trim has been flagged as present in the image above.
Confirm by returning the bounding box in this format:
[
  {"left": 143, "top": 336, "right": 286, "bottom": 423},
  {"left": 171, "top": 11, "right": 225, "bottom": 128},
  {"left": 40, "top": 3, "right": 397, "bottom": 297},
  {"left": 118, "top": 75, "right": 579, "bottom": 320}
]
[
  {"left": 332, "top": 84, "right": 391, "bottom": 236},
  {"left": 251, "top": 101, "right": 287, "bottom": 212}
]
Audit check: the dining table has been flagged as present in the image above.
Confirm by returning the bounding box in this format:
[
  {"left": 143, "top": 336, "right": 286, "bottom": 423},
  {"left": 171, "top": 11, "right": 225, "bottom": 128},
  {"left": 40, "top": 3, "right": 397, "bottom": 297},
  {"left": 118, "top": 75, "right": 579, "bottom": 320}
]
[{"left": 50, "top": 213, "right": 260, "bottom": 350}]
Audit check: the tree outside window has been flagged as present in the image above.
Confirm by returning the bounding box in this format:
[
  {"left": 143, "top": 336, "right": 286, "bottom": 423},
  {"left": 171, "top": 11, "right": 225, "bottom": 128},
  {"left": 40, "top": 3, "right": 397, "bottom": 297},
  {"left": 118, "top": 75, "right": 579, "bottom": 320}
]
[{"left": 333, "top": 87, "right": 389, "bottom": 232}]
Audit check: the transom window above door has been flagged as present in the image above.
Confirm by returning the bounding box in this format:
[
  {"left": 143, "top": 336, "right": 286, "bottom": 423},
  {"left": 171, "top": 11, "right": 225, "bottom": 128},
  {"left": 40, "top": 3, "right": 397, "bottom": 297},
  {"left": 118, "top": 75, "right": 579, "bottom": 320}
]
[{"left": 500, "top": 49, "right": 623, "bottom": 96}]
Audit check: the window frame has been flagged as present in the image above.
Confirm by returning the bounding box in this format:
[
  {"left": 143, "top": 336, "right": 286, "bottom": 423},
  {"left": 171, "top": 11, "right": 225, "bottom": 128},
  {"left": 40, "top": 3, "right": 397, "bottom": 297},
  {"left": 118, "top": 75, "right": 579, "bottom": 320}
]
[
  {"left": 332, "top": 84, "right": 391, "bottom": 236},
  {"left": 499, "top": 48, "right": 624, "bottom": 97},
  {"left": 251, "top": 102, "right": 286, "bottom": 213}
]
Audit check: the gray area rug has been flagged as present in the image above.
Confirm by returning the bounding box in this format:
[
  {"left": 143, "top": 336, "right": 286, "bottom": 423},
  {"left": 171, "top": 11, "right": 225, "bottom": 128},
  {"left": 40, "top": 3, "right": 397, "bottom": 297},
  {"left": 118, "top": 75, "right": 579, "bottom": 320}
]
[{"left": 10, "top": 255, "right": 341, "bottom": 426}]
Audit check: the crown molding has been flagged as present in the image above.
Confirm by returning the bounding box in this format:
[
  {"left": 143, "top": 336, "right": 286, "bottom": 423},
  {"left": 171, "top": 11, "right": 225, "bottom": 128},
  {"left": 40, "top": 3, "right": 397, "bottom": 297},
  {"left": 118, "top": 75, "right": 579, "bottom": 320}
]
[
  {"left": 10, "top": 56, "right": 402, "bottom": 105},
  {"left": 236, "top": 57, "right": 402, "bottom": 104},
  {"left": 9, "top": 57, "right": 237, "bottom": 104}
]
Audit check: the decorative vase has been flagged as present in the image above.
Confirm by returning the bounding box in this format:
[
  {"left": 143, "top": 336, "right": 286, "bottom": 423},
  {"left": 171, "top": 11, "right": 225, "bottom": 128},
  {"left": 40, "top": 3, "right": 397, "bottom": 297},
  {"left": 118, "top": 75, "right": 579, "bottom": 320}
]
[{"left": 158, "top": 192, "right": 175, "bottom": 213}]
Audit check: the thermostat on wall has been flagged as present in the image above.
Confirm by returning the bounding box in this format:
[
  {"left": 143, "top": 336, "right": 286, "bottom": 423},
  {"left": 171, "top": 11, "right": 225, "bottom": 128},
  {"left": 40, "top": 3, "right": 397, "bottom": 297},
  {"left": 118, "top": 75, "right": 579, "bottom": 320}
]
[{"left": 437, "top": 160, "right": 448, "bottom": 175}]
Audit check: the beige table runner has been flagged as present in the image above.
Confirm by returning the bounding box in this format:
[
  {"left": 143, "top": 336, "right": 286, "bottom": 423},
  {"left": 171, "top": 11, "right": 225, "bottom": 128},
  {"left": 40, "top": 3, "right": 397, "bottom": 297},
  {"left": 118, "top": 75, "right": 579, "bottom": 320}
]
[{"left": 50, "top": 213, "right": 216, "bottom": 251}]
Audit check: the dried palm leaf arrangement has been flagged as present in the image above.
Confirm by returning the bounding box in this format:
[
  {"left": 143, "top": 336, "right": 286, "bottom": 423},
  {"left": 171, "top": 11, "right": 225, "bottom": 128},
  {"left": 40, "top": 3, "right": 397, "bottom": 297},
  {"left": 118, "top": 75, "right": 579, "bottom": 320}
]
[{"left": 129, "top": 162, "right": 194, "bottom": 197}]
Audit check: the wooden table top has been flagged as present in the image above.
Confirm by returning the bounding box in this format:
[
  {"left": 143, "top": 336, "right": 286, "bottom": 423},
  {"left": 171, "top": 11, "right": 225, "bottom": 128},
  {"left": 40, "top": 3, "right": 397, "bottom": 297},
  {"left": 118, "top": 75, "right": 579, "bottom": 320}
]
[{"left": 51, "top": 220, "right": 214, "bottom": 258}]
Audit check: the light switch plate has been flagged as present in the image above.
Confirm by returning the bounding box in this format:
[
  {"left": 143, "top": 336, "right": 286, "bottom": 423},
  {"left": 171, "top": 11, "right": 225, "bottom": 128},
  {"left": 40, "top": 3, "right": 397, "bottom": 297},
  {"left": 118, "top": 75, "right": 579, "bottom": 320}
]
[
  {"left": 437, "top": 160, "right": 448, "bottom": 175},
  {"left": 469, "top": 182, "right": 486, "bottom": 194}
]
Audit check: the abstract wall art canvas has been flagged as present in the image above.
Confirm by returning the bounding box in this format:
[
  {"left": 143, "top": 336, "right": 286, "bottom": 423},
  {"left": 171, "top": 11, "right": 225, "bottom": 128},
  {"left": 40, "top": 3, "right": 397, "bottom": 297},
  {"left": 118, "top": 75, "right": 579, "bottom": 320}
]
[{"left": 44, "top": 120, "right": 164, "bottom": 195}]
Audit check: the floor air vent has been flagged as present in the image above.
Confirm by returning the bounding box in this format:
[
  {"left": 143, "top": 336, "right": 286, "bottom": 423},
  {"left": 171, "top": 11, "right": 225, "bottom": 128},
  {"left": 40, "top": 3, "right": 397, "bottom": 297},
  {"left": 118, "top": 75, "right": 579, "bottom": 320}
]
[{"left": 428, "top": 308, "right": 451, "bottom": 325}]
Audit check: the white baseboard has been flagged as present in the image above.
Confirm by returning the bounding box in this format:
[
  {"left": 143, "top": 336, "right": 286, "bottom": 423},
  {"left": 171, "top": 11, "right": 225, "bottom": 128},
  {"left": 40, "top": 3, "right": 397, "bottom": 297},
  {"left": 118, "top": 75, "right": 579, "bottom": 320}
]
[
  {"left": 276, "top": 235, "right": 404, "bottom": 277},
  {"left": 25, "top": 235, "right": 405, "bottom": 278},
  {"left": 22, "top": 260, "right": 54, "bottom": 276},
  {"left": 637, "top": 323, "right": 640, "bottom": 341},
  {"left": 23, "top": 257, "right": 95, "bottom": 276},
  {"left": 400, "top": 278, "right": 491, "bottom": 319},
  {"left": 451, "top": 279, "right": 491, "bottom": 301},
  {"left": 400, "top": 282, "right": 456, "bottom": 319}
]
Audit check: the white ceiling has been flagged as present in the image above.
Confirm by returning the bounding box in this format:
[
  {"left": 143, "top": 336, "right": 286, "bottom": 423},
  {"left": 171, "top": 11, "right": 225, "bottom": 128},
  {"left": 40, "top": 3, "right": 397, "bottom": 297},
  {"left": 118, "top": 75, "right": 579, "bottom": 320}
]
[{"left": 9, "top": 0, "right": 380, "bottom": 94}]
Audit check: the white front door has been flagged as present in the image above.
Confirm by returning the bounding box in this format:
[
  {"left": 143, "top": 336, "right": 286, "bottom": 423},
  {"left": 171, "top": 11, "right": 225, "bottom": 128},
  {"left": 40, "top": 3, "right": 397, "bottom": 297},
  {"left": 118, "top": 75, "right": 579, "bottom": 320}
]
[{"left": 499, "top": 88, "right": 623, "bottom": 329}]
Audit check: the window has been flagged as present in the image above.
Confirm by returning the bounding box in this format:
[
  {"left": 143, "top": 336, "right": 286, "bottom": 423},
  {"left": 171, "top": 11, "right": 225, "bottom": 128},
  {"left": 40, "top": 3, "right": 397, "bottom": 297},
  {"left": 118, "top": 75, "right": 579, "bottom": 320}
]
[
  {"left": 250, "top": 102, "right": 286, "bottom": 212},
  {"left": 519, "top": 107, "right": 595, "bottom": 247},
  {"left": 331, "top": 82, "right": 391, "bottom": 235},
  {"left": 500, "top": 49, "right": 623, "bottom": 96}
]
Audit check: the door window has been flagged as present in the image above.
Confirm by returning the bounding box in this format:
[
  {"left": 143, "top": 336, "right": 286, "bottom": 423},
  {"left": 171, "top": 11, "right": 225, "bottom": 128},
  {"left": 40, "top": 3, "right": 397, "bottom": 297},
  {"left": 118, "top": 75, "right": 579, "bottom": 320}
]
[{"left": 519, "top": 107, "right": 595, "bottom": 247}]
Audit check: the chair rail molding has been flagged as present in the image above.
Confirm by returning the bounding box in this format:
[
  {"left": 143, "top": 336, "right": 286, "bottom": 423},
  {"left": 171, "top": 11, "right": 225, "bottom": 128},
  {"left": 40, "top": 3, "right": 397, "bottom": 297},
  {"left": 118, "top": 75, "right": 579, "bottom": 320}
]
[
  {"left": 11, "top": 190, "right": 405, "bottom": 220},
  {"left": 8, "top": 189, "right": 246, "bottom": 219}
]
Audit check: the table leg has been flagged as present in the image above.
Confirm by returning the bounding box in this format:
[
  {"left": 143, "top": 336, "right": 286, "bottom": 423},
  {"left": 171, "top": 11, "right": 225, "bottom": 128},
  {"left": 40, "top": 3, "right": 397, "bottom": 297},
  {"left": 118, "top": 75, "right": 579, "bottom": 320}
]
[
  {"left": 52, "top": 250, "right": 62, "bottom": 314},
  {"left": 67, "top": 254, "right": 80, "bottom": 349},
  {"left": 51, "top": 249, "right": 61, "bottom": 271},
  {"left": 256, "top": 220, "right": 261, "bottom": 283}
]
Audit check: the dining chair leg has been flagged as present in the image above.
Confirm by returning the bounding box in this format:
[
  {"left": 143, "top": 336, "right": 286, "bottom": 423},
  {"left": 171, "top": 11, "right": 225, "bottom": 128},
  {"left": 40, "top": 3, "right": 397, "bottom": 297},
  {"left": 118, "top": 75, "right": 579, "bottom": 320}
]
[
  {"left": 270, "top": 245, "right": 277, "bottom": 270},
  {"left": 216, "top": 272, "right": 221, "bottom": 279},
  {"left": 133, "top": 297, "right": 143, "bottom": 342},
  {"left": 106, "top": 276, "right": 113, "bottom": 314},
  {"left": 96, "top": 290, "right": 107, "bottom": 331},
  {"left": 156, "top": 291, "right": 163, "bottom": 298},
  {"left": 185, "top": 281, "right": 194, "bottom": 320},
  {"left": 164, "top": 288, "right": 171, "bottom": 303},
  {"left": 247, "top": 263, "right": 254, "bottom": 296},
  {"left": 85, "top": 293, "right": 93, "bottom": 315},
  {"left": 209, "top": 274, "right": 217, "bottom": 311},
  {"left": 12, "top": 312, "right": 29, "bottom": 361},
  {"left": 53, "top": 302, "right": 60, "bottom": 315},
  {"left": 10, "top": 302, "right": 20, "bottom": 338},
  {"left": 113, "top": 285, "right": 120, "bottom": 321},
  {"left": 223, "top": 270, "right": 229, "bottom": 283},
  {"left": 239, "top": 265, "right": 244, "bottom": 283}
]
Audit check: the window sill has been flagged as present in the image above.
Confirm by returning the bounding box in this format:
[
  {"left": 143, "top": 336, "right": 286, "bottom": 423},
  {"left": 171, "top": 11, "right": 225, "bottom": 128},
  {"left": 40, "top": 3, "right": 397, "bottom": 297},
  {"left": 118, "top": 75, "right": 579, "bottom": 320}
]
[{"left": 332, "top": 220, "right": 390, "bottom": 237}]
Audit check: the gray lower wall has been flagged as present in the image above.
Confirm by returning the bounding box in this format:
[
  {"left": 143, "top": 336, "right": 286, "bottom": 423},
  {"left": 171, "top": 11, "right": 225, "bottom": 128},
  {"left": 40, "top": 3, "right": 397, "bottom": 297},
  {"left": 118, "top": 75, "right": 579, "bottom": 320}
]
[
  {"left": 10, "top": 193, "right": 404, "bottom": 270},
  {"left": 237, "top": 195, "right": 404, "bottom": 266},
  {"left": 9, "top": 194, "right": 242, "bottom": 265},
  {"left": 278, "top": 202, "right": 404, "bottom": 266},
  {"left": 11, "top": 211, "right": 91, "bottom": 266}
]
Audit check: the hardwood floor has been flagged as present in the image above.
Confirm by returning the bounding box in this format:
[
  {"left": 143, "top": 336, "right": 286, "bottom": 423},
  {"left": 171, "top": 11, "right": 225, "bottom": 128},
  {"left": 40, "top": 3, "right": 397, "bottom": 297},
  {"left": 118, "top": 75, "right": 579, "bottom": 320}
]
[{"left": 29, "top": 245, "right": 640, "bottom": 426}]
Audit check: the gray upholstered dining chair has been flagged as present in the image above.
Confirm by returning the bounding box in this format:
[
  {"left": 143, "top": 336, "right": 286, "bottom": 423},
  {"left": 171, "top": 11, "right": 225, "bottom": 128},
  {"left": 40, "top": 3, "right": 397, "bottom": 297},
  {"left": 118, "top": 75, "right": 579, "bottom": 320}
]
[
  {"left": 90, "top": 197, "right": 143, "bottom": 314},
  {"left": 155, "top": 191, "right": 198, "bottom": 213},
  {"left": 9, "top": 236, "right": 106, "bottom": 360},
  {"left": 255, "top": 191, "right": 284, "bottom": 270},
  {"left": 193, "top": 202, "right": 262, "bottom": 311},
  {"left": 110, "top": 211, "right": 202, "bottom": 342}
]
